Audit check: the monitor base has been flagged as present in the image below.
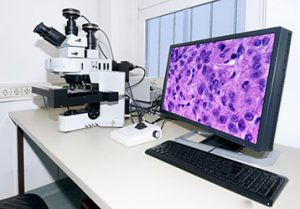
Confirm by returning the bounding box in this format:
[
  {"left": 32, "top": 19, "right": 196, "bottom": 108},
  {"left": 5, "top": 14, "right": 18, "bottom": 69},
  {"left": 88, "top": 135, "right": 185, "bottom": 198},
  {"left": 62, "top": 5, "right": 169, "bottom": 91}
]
[{"left": 175, "top": 131, "right": 279, "bottom": 167}]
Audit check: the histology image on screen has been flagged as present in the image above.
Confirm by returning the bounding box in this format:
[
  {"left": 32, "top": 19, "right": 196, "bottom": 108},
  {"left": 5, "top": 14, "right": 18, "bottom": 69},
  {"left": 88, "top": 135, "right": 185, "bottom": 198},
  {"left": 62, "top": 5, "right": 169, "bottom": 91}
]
[{"left": 162, "top": 33, "right": 275, "bottom": 144}]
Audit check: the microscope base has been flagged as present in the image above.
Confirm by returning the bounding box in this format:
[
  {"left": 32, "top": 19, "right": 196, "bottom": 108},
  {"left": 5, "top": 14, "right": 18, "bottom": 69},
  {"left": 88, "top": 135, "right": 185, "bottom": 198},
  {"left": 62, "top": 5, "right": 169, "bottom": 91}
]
[{"left": 58, "top": 112, "right": 124, "bottom": 132}]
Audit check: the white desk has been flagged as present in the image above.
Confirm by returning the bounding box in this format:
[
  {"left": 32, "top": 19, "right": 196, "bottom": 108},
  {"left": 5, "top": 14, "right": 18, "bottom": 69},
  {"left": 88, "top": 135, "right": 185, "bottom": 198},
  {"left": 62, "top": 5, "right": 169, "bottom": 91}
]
[{"left": 10, "top": 109, "right": 300, "bottom": 209}]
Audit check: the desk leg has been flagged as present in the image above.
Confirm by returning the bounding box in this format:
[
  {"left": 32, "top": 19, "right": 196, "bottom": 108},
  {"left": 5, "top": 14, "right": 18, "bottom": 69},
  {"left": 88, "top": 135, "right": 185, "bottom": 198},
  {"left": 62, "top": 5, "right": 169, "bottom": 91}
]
[{"left": 17, "top": 126, "right": 25, "bottom": 194}]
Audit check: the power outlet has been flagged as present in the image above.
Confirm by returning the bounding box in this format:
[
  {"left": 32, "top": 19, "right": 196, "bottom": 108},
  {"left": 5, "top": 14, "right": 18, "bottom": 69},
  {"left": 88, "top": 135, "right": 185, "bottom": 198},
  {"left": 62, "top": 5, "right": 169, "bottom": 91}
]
[
  {"left": 11, "top": 87, "right": 22, "bottom": 97},
  {"left": 0, "top": 87, "right": 11, "bottom": 97},
  {"left": 22, "top": 86, "right": 32, "bottom": 96}
]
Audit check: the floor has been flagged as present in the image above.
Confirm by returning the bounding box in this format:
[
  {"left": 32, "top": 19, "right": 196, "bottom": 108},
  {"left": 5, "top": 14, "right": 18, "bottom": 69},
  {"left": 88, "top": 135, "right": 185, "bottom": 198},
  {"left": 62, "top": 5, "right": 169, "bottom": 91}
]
[{"left": 28, "top": 178, "right": 87, "bottom": 209}]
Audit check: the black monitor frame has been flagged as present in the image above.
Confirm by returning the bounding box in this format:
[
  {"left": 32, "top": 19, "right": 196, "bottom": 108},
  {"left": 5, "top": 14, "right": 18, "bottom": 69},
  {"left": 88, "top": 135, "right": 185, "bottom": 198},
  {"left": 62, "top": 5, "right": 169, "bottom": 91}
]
[{"left": 160, "top": 27, "right": 292, "bottom": 152}]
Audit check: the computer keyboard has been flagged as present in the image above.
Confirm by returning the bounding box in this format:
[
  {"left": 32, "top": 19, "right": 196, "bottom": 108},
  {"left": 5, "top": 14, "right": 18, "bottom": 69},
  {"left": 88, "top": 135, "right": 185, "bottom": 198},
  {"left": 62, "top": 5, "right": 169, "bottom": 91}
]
[{"left": 145, "top": 140, "right": 288, "bottom": 207}]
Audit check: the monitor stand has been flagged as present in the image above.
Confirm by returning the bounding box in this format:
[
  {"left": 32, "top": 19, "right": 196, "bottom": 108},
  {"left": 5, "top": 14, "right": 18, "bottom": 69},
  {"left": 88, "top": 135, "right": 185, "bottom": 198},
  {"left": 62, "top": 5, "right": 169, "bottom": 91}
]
[{"left": 174, "top": 131, "right": 280, "bottom": 167}]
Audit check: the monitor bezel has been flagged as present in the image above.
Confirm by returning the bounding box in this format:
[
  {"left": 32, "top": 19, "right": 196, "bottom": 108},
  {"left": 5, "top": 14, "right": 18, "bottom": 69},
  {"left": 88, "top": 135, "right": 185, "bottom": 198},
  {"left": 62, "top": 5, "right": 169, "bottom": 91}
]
[{"left": 160, "top": 27, "right": 289, "bottom": 152}]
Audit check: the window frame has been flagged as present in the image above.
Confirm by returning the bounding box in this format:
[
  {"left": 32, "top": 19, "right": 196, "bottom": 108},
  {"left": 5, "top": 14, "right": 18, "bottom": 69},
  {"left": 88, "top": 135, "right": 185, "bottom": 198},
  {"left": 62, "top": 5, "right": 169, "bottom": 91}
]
[{"left": 137, "top": 0, "right": 266, "bottom": 71}]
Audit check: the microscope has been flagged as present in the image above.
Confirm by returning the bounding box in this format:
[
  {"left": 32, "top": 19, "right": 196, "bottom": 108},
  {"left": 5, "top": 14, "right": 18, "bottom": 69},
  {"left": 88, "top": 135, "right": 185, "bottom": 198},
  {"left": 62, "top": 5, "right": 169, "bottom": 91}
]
[{"left": 33, "top": 8, "right": 126, "bottom": 132}]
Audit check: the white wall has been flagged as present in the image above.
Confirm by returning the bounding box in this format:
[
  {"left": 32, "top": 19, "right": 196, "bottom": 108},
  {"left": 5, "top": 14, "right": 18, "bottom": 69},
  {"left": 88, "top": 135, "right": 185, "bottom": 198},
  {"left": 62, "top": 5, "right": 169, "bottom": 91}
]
[
  {"left": 265, "top": 0, "right": 300, "bottom": 148},
  {"left": 0, "top": 0, "right": 99, "bottom": 199},
  {"left": 97, "top": 0, "right": 139, "bottom": 63}
]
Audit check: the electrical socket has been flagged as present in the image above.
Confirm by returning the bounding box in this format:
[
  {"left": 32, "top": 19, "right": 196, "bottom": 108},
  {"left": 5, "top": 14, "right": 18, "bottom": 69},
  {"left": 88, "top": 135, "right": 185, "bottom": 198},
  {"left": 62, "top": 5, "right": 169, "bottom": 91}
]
[
  {"left": 0, "top": 87, "right": 11, "bottom": 97},
  {"left": 11, "top": 87, "right": 22, "bottom": 97},
  {"left": 22, "top": 86, "right": 32, "bottom": 96}
]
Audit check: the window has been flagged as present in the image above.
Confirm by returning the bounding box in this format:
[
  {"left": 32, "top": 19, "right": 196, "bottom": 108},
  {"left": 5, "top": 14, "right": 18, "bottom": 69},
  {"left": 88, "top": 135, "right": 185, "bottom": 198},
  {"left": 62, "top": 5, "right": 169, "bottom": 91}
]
[{"left": 145, "top": 0, "right": 246, "bottom": 77}]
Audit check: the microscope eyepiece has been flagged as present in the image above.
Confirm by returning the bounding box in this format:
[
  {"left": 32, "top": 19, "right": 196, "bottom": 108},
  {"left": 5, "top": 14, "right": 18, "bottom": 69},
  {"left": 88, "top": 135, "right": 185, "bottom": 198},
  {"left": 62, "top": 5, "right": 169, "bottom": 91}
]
[{"left": 33, "top": 22, "right": 66, "bottom": 47}]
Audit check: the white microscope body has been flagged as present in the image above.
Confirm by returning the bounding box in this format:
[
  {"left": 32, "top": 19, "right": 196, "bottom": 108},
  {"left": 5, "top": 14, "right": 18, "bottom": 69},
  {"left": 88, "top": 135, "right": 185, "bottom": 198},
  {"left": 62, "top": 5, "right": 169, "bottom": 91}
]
[{"left": 33, "top": 8, "right": 125, "bottom": 132}]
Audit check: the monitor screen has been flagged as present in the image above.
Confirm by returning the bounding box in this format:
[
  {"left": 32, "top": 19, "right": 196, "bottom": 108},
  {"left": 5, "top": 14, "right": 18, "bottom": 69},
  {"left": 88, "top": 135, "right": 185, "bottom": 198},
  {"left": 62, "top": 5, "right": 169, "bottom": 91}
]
[{"left": 161, "top": 27, "right": 292, "bottom": 151}]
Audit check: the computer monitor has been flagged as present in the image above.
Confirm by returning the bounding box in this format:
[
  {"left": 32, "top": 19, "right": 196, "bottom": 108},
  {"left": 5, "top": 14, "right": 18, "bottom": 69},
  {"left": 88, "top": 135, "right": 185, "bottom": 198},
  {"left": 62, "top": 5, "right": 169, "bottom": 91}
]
[{"left": 161, "top": 27, "right": 292, "bottom": 152}]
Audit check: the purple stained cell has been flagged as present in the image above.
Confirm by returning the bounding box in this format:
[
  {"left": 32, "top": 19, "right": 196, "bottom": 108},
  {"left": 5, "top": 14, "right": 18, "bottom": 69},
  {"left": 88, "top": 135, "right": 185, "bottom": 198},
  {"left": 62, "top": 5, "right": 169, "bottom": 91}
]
[
  {"left": 242, "top": 80, "right": 249, "bottom": 89},
  {"left": 202, "top": 65, "right": 208, "bottom": 75},
  {"left": 230, "top": 72, "right": 236, "bottom": 79},
  {"left": 192, "top": 51, "right": 197, "bottom": 56},
  {"left": 244, "top": 112, "right": 254, "bottom": 121},
  {"left": 238, "top": 119, "right": 246, "bottom": 131},
  {"left": 252, "top": 55, "right": 261, "bottom": 63},
  {"left": 179, "top": 59, "right": 185, "bottom": 66},
  {"left": 228, "top": 123, "right": 238, "bottom": 133},
  {"left": 262, "top": 37, "right": 270, "bottom": 45},
  {"left": 252, "top": 62, "right": 261, "bottom": 70},
  {"left": 219, "top": 53, "right": 225, "bottom": 58},
  {"left": 212, "top": 108, "right": 220, "bottom": 117},
  {"left": 204, "top": 57, "right": 210, "bottom": 63},
  {"left": 258, "top": 79, "right": 266, "bottom": 91},
  {"left": 218, "top": 43, "right": 226, "bottom": 51},
  {"left": 253, "top": 39, "right": 262, "bottom": 47},
  {"left": 221, "top": 95, "right": 227, "bottom": 106},
  {"left": 187, "top": 56, "right": 193, "bottom": 63},
  {"left": 186, "top": 70, "right": 191, "bottom": 76},
  {"left": 228, "top": 103, "right": 236, "bottom": 112},
  {"left": 200, "top": 50, "right": 206, "bottom": 58},
  {"left": 197, "top": 63, "right": 202, "bottom": 69},
  {"left": 245, "top": 133, "right": 253, "bottom": 141},
  {"left": 208, "top": 72, "right": 215, "bottom": 82},
  {"left": 212, "top": 79, "right": 219, "bottom": 87},
  {"left": 237, "top": 44, "right": 244, "bottom": 55},
  {"left": 231, "top": 114, "right": 239, "bottom": 123},
  {"left": 251, "top": 70, "right": 262, "bottom": 79},
  {"left": 255, "top": 117, "right": 261, "bottom": 124},
  {"left": 179, "top": 91, "right": 183, "bottom": 98},
  {"left": 168, "top": 102, "right": 174, "bottom": 110},
  {"left": 228, "top": 91, "right": 235, "bottom": 99},
  {"left": 197, "top": 84, "right": 205, "bottom": 95},
  {"left": 219, "top": 115, "right": 227, "bottom": 124}
]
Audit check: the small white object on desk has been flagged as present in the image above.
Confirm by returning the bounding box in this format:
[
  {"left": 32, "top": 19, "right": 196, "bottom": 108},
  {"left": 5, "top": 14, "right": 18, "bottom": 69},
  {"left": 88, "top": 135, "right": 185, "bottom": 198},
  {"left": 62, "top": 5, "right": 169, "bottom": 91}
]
[{"left": 111, "top": 122, "right": 162, "bottom": 147}]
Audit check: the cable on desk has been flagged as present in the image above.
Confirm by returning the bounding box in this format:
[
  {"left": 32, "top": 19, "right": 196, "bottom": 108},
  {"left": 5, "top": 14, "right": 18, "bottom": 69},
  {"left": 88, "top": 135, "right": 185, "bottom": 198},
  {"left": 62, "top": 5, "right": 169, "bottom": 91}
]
[{"left": 126, "top": 66, "right": 146, "bottom": 89}]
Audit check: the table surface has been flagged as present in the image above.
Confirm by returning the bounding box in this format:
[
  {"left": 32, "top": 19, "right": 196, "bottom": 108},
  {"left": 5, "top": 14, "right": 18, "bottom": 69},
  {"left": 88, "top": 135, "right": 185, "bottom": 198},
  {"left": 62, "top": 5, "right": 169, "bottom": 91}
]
[{"left": 10, "top": 108, "right": 300, "bottom": 209}]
